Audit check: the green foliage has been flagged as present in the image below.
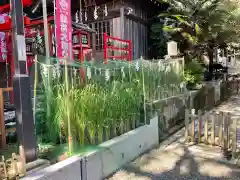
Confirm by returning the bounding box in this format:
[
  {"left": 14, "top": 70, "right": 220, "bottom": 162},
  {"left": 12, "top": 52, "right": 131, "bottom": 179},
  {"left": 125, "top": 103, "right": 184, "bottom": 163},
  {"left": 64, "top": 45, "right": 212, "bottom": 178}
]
[
  {"left": 34, "top": 57, "right": 184, "bottom": 149},
  {"left": 184, "top": 60, "right": 204, "bottom": 86},
  {"left": 149, "top": 17, "right": 169, "bottom": 58},
  {"left": 157, "top": 0, "right": 240, "bottom": 55}
]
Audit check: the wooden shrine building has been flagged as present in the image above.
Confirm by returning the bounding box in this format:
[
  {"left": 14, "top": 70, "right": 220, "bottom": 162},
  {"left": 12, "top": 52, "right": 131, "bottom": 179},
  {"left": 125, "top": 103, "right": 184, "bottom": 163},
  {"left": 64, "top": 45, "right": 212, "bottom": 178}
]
[
  {"left": 0, "top": 0, "right": 165, "bottom": 89},
  {"left": 20, "top": 0, "right": 164, "bottom": 60},
  {"left": 76, "top": 0, "right": 164, "bottom": 59}
]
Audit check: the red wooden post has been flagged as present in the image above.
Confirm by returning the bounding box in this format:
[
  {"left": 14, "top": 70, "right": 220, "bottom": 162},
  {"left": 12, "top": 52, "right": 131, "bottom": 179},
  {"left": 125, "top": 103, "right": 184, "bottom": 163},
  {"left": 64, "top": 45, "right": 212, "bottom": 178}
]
[
  {"left": 103, "top": 32, "right": 107, "bottom": 64},
  {"left": 128, "top": 40, "right": 132, "bottom": 62},
  {"left": 0, "top": 88, "right": 6, "bottom": 148},
  {"left": 80, "top": 33, "right": 84, "bottom": 63}
]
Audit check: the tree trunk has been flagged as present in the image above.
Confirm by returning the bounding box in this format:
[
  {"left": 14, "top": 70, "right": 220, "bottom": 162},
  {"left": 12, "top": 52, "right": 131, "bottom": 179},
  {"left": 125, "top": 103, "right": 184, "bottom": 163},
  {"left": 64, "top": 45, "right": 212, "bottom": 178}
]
[{"left": 207, "top": 45, "right": 214, "bottom": 80}]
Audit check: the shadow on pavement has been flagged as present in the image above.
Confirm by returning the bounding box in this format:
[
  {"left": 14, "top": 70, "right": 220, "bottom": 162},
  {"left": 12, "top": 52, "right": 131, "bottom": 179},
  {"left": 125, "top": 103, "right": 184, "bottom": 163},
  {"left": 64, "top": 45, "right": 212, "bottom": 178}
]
[{"left": 109, "top": 144, "right": 240, "bottom": 180}]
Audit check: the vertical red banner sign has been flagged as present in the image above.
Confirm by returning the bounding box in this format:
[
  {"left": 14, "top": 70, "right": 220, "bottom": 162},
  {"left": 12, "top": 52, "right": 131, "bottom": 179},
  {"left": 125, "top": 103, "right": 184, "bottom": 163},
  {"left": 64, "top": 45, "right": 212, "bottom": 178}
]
[
  {"left": 0, "top": 14, "right": 8, "bottom": 62},
  {"left": 55, "top": 0, "right": 72, "bottom": 60}
]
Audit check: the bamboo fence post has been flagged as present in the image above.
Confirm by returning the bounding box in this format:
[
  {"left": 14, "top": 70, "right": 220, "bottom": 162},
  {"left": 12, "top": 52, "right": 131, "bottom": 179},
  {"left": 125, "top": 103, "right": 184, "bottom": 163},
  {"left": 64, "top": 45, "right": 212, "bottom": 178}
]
[
  {"left": 191, "top": 109, "right": 196, "bottom": 142},
  {"left": 227, "top": 113, "right": 231, "bottom": 149},
  {"left": 215, "top": 113, "right": 220, "bottom": 146},
  {"left": 223, "top": 113, "right": 229, "bottom": 155},
  {"left": 198, "top": 110, "right": 202, "bottom": 143},
  {"left": 211, "top": 112, "right": 216, "bottom": 145},
  {"left": 204, "top": 111, "right": 209, "bottom": 144},
  {"left": 185, "top": 109, "right": 189, "bottom": 142},
  {"left": 0, "top": 88, "right": 6, "bottom": 149},
  {"left": 232, "top": 116, "right": 237, "bottom": 159},
  {"left": 237, "top": 80, "right": 239, "bottom": 94},
  {"left": 219, "top": 111, "right": 223, "bottom": 146}
]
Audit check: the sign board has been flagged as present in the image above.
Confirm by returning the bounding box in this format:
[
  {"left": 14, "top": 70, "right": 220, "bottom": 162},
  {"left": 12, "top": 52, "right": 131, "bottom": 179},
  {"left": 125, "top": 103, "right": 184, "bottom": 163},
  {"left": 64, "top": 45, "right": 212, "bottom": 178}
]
[
  {"left": 26, "top": 38, "right": 33, "bottom": 55},
  {"left": 73, "top": 33, "right": 80, "bottom": 45},
  {"left": 72, "top": 33, "right": 90, "bottom": 48},
  {"left": 55, "top": 0, "right": 72, "bottom": 60},
  {"left": 0, "top": 14, "right": 8, "bottom": 62},
  {"left": 4, "top": 111, "right": 15, "bottom": 121},
  {"left": 81, "top": 34, "right": 88, "bottom": 46}
]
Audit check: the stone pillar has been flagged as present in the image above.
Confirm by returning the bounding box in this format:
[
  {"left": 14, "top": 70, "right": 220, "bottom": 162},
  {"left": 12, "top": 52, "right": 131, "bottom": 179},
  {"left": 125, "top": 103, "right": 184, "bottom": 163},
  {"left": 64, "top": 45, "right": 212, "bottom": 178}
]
[{"left": 167, "top": 41, "right": 178, "bottom": 56}]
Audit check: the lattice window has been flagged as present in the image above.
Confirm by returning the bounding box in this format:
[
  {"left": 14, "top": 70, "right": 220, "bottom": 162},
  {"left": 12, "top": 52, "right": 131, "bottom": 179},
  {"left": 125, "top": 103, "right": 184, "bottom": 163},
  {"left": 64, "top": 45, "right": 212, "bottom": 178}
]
[{"left": 89, "top": 20, "right": 111, "bottom": 51}]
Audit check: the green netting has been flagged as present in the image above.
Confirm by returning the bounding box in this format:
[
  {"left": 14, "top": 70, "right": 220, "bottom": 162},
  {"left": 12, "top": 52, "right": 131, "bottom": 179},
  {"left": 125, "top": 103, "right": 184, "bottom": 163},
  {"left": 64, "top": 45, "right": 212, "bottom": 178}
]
[{"left": 31, "top": 55, "right": 185, "bottom": 158}]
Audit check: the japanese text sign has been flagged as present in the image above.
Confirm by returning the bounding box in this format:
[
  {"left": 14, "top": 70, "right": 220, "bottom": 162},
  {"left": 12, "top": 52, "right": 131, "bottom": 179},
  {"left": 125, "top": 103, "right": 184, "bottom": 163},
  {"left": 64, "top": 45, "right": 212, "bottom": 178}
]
[
  {"left": 55, "top": 0, "right": 72, "bottom": 60},
  {"left": 0, "top": 14, "right": 8, "bottom": 62}
]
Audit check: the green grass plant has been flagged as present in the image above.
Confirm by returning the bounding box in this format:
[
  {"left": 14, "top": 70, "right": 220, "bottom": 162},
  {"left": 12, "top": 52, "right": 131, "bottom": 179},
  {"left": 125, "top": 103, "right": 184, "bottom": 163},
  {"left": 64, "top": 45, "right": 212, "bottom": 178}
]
[{"left": 34, "top": 56, "right": 184, "bottom": 158}]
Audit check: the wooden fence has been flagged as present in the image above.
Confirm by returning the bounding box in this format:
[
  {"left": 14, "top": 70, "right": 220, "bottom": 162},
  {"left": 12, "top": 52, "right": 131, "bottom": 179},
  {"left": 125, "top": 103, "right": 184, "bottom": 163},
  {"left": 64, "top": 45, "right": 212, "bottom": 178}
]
[
  {"left": 0, "top": 87, "right": 14, "bottom": 149},
  {"left": 187, "top": 79, "right": 240, "bottom": 111},
  {"left": 185, "top": 109, "right": 240, "bottom": 159}
]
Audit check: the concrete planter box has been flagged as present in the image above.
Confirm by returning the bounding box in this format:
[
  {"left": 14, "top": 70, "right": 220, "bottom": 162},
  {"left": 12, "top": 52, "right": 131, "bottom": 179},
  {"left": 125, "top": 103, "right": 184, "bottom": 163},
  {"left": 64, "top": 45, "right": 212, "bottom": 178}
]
[
  {"left": 22, "top": 156, "right": 83, "bottom": 180},
  {"left": 21, "top": 80, "right": 237, "bottom": 180},
  {"left": 22, "top": 116, "right": 159, "bottom": 180},
  {"left": 84, "top": 116, "right": 158, "bottom": 180}
]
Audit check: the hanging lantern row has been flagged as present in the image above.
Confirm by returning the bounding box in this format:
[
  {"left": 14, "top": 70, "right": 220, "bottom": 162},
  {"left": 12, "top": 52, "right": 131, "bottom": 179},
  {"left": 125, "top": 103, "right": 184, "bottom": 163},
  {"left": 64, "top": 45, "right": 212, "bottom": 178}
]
[
  {"left": 94, "top": 4, "right": 108, "bottom": 19},
  {"left": 83, "top": 66, "right": 132, "bottom": 81},
  {"left": 75, "top": 4, "right": 108, "bottom": 23}
]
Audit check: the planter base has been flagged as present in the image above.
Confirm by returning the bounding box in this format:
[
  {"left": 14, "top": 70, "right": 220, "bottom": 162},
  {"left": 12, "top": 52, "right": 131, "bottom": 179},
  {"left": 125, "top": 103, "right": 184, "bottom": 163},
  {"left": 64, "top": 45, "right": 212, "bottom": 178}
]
[{"left": 22, "top": 117, "right": 159, "bottom": 180}]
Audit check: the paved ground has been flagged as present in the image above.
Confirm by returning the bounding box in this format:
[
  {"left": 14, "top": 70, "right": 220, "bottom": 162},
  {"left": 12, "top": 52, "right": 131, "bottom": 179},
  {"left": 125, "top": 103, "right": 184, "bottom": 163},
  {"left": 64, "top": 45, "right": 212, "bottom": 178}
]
[
  {"left": 107, "top": 96, "right": 240, "bottom": 180},
  {"left": 214, "top": 95, "right": 240, "bottom": 115}
]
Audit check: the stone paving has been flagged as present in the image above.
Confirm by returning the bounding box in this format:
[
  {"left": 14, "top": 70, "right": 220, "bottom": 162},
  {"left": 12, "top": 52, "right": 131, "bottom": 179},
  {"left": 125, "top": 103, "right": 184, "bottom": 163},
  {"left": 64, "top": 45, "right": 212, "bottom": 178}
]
[
  {"left": 107, "top": 96, "right": 240, "bottom": 180},
  {"left": 214, "top": 95, "right": 240, "bottom": 115}
]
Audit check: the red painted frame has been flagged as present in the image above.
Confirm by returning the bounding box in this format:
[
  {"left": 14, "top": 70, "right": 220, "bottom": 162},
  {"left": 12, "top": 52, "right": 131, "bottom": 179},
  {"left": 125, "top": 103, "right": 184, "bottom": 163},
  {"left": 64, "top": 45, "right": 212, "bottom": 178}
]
[
  {"left": 0, "top": 0, "right": 33, "bottom": 14},
  {"left": 72, "top": 30, "right": 91, "bottom": 63},
  {"left": 103, "top": 33, "right": 132, "bottom": 64},
  {"left": 73, "top": 31, "right": 90, "bottom": 48}
]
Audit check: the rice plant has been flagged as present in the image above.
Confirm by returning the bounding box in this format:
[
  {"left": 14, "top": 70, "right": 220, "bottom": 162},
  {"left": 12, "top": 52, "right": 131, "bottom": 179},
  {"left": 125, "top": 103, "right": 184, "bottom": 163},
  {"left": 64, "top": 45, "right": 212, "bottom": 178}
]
[{"left": 34, "top": 56, "right": 184, "bottom": 158}]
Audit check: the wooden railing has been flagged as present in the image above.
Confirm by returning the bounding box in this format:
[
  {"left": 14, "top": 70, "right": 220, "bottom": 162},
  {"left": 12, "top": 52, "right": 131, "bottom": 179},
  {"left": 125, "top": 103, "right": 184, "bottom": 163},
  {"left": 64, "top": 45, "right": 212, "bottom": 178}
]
[
  {"left": 0, "top": 152, "right": 26, "bottom": 179},
  {"left": 185, "top": 109, "right": 240, "bottom": 159},
  {"left": 187, "top": 79, "right": 240, "bottom": 111},
  {"left": 185, "top": 79, "right": 240, "bottom": 158},
  {"left": 0, "top": 87, "right": 14, "bottom": 149}
]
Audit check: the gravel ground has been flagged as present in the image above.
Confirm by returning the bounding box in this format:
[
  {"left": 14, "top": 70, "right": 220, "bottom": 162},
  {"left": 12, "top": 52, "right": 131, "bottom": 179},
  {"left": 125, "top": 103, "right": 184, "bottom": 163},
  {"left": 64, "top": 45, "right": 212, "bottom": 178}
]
[{"left": 107, "top": 95, "right": 240, "bottom": 180}]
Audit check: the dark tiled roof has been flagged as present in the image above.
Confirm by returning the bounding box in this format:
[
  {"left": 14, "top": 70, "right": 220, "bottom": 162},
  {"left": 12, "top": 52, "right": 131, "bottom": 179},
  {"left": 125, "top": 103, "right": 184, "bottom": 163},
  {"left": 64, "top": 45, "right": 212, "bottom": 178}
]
[{"left": 72, "top": 22, "right": 96, "bottom": 33}]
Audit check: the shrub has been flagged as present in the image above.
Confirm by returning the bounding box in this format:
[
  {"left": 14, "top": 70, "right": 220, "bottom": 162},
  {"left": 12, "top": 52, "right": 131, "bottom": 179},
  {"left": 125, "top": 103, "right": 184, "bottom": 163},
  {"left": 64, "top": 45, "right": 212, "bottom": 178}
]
[{"left": 184, "top": 59, "right": 204, "bottom": 87}]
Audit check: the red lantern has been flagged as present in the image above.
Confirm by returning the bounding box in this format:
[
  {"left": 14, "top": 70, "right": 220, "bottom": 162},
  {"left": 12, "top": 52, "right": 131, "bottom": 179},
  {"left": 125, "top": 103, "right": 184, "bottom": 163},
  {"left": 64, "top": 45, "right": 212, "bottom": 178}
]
[{"left": 0, "top": 0, "right": 33, "bottom": 14}]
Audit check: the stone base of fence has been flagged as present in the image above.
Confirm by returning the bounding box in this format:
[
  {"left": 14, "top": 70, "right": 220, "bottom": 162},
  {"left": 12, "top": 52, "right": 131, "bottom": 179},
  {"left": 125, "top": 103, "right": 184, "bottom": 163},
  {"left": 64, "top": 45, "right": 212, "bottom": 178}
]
[
  {"left": 22, "top": 117, "right": 159, "bottom": 180},
  {"left": 152, "top": 79, "right": 240, "bottom": 141}
]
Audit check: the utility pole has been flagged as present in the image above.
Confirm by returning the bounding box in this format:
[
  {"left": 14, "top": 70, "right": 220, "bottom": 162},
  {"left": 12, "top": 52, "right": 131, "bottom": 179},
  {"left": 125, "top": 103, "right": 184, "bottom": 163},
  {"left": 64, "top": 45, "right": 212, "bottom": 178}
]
[{"left": 11, "top": 0, "right": 37, "bottom": 162}]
